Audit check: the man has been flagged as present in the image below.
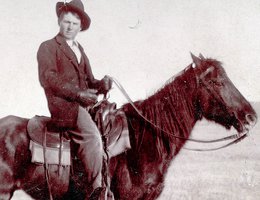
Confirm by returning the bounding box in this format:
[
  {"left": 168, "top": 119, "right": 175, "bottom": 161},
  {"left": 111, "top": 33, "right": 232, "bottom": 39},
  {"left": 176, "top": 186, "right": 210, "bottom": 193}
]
[{"left": 37, "top": 0, "right": 112, "bottom": 199}]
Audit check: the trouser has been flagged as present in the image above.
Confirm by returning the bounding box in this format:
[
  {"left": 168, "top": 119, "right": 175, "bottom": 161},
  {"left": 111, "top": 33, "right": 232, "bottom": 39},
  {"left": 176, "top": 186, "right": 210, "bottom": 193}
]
[{"left": 70, "top": 106, "right": 103, "bottom": 195}]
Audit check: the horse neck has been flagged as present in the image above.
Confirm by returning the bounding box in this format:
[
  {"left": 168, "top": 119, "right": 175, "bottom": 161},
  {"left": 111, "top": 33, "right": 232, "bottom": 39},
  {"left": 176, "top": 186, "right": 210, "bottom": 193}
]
[{"left": 139, "top": 65, "right": 198, "bottom": 140}]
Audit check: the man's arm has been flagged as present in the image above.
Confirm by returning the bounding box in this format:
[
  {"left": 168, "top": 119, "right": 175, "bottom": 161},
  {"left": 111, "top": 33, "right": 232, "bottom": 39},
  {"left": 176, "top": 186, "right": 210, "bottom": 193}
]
[
  {"left": 37, "top": 42, "right": 80, "bottom": 101},
  {"left": 84, "top": 57, "right": 112, "bottom": 94}
]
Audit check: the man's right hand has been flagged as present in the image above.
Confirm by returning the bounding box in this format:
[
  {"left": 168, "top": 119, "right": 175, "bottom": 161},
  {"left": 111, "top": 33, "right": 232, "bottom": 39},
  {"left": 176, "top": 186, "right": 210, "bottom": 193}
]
[{"left": 77, "top": 89, "right": 98, "bottom": 107}]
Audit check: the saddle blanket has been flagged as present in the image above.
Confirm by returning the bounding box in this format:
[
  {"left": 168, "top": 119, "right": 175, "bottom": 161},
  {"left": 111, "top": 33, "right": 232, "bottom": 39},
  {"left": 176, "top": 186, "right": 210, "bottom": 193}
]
[{"left": 29, "top": 140, "right": 71, "bottom": 165}]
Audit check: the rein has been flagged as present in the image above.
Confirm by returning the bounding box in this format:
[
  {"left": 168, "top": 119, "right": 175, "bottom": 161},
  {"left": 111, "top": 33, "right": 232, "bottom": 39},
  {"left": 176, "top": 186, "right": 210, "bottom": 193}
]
[
  {"left": 107, "top": 71, "right": 248, "bottom": 151},
  {"left": 183, "top": 132, "right": 248, "bottom": 151}
]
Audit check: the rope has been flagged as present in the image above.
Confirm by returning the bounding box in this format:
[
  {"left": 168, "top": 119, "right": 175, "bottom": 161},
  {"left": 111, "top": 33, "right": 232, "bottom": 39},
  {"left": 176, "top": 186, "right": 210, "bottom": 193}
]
[
  {"left": 43, "top": 128, "right": 54, "bottom": 200},
  {"left": 183, "top": 132, "right": 248, "bottom": 151}
]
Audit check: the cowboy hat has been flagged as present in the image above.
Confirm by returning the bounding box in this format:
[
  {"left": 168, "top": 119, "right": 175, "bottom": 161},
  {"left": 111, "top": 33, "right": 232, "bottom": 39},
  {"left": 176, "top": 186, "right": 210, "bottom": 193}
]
[{"left": 56, "top": 0, "right": 91, "bottom": 31}]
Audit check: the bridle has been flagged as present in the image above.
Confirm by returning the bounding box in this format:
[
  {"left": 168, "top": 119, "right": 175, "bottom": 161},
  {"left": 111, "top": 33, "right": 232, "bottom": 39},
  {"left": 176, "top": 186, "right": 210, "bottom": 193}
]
[
  {"left": 106, "top": 63, "right": 249, "bottom": 151},
  {"left": 186, "top": 62, "right": 249, "bottom": 151}
]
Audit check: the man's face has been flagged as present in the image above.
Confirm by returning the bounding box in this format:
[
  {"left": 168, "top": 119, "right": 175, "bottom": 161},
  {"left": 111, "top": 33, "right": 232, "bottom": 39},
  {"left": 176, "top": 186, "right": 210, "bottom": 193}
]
[{"left": 59, "top": 12, "right": 82, "bottom": 40}]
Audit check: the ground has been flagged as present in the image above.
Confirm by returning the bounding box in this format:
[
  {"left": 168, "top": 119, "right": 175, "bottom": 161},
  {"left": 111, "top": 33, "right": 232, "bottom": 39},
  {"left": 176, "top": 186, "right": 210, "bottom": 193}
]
[{"left": 158, "top": 103, "right": 260, "bottom": 200}]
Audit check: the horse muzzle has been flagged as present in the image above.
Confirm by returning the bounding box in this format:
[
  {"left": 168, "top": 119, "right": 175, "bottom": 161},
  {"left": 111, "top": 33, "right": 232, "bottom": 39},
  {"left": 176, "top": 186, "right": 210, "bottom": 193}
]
[{"left": 235, "top": 112, "right": 257, "bottom": 133}]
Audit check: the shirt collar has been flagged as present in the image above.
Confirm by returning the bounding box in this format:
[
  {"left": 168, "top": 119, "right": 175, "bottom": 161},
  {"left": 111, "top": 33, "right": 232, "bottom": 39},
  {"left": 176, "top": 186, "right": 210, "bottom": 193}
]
[{"left": 66, "top": 40, "right": 78, "bottom": 48}]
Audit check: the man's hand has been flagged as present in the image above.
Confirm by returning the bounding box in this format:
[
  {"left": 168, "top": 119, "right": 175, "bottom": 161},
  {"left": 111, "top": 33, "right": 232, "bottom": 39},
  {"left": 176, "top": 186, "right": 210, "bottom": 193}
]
[
  {"left": 77, "top": 89, "right": 98, "bottom": 107},
  {"left": 101, "top": 75, "right": 113, "bottom": 93}
]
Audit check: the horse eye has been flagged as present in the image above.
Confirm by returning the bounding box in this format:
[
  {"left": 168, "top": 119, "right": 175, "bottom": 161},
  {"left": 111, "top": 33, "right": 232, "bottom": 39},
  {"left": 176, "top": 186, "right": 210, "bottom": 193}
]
[
  {"left": 213, "top": 81, "right": 223, "bottom": 87},
  {"left": 217, "top": 82, "right": 224, "bottom": 87},
  {"left": 208, "top": 80, "right": 222, "bottom": 87}
]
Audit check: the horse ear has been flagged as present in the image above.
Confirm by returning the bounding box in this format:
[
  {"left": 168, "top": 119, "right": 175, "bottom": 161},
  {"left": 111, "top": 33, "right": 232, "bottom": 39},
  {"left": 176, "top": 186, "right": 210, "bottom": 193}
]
[
  {"left": 190, "top": 52, "right": 202, "bottom": 67},
  {"left": 199, "top": 53, "right": 205, "bottom": 60}
]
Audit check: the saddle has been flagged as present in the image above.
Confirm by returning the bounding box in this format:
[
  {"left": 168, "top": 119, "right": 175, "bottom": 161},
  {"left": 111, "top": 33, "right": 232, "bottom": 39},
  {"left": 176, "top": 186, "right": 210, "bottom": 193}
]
[{"left": 27, "top": 101, "right": 131, "bottom": 166}]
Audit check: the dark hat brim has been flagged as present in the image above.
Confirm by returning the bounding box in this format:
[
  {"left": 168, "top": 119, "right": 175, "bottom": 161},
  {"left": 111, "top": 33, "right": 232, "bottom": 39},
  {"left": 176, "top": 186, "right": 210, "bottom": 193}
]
[{"left": 56, "top": 2, "right": 91, "bottom": 31}]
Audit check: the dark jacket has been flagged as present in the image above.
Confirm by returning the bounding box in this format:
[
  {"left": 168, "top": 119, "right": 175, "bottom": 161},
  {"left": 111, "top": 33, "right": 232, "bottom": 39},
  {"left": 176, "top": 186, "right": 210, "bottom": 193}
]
[{"left": 38, "top": 34, "right": 104, "bottom": 129}]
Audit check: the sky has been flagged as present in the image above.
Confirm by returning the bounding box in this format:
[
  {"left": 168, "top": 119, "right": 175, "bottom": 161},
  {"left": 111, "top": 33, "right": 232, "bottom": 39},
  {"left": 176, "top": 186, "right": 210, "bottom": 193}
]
[{"left": 0, "top": 0, "right": 260, "bottom": 118}]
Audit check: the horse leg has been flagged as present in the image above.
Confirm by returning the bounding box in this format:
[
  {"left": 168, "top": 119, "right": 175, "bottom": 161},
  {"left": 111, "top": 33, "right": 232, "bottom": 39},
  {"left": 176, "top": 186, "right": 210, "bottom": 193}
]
[
  {"left": 111, "top": 152, "right": 167, "bottom": 200},
  {"left": 0, "top": 157, "right": 16, "bottom": 200},
  {"left": 22, "top": 160, "right": 70, "bottom": 200},
  {"left": 142, "top": 182, "right": 164, "bottom": 200},
  {"left": 47, "top": 164, "right": 70, "bottom": 199},
  {"left": 110, "top": 154, "right": 143, "bottom": 200}
]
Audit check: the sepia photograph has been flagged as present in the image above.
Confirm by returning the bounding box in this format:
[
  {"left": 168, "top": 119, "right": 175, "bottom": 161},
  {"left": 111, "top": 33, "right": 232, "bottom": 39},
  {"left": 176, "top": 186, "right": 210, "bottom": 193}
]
[{"left": 0, "top": 0, "right": 259, "bottom": 199}]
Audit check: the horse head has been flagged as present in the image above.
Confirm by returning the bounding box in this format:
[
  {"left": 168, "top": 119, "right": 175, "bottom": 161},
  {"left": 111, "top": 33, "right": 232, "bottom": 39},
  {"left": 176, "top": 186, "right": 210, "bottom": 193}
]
[{"left": 191, "top": 53, "right": 257, "bottom": 133}]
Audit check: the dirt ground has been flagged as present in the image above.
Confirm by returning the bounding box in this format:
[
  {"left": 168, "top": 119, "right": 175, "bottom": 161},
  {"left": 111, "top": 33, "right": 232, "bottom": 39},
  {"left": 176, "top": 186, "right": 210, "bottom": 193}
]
[
  {"left": 158, "top": 102, "right": 260, "bottom": 200},
  {"left": 12, "top": 103, "right": 259, "bottom": 200}
]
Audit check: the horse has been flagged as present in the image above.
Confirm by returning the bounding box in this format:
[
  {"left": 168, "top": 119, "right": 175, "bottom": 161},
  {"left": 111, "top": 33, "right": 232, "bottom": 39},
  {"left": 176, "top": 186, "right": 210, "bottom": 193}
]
[{"left": 0, "top": 54, "right": 257, "bottom": 200}]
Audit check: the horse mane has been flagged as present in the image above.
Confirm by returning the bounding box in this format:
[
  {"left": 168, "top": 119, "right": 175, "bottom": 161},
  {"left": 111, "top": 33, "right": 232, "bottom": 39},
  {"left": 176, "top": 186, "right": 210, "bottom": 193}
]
[
  {"left": 198, "top": 58, "right": 223, "bottom": 73},
  {"left": 123, "top": 64, "right": 199, "bottom": 157},
  {"left": 136, "top": 57, "right": 223, "bottom": 137}
]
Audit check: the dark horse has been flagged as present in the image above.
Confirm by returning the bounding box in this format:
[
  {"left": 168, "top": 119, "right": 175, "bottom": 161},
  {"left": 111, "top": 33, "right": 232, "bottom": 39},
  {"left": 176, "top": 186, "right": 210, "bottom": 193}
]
[{"left": 0, "top": 54, "right": 257, "bottom": 200}]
